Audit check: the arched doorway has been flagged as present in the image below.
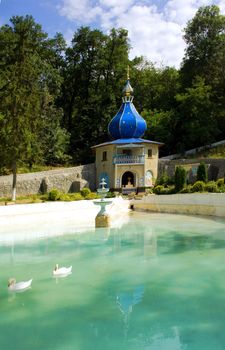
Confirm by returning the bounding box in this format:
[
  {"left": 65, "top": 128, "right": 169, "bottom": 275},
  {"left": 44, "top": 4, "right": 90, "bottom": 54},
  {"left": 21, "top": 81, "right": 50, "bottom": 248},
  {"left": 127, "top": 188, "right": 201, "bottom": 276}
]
[{"left": 122, "top": 171, "right": 135, "bottom": 188}]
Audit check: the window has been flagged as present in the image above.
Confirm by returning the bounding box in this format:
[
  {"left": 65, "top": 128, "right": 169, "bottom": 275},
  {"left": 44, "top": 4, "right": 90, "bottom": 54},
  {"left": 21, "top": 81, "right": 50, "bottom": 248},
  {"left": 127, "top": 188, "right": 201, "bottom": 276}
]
[
  {"left": 122, "top": 149, "right": 132, "bottom": 156},
  {"left": 102, "top": 151, "right": 107, "bottom": 161},
  {"left": 147, "top": 149, "right": 152, "bottom": 158}
]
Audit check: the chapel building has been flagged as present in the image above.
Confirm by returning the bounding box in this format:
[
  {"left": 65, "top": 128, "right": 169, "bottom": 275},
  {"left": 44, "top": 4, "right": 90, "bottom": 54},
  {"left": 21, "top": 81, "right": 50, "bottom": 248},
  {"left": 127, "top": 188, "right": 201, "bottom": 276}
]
[{"left": 92, "top": 72, "right": 163, "bottom": 193}]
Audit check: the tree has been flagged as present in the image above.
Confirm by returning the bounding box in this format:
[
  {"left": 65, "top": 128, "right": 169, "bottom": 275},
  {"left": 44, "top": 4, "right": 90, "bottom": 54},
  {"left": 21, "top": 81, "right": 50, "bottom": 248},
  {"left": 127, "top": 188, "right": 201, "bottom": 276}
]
[
  {"left": 175, "top": 77, "right": 217, "bottom": 152},
  {"left": 61, "top": 27, "right": 130, "bottom": 163},
  {"left": 180, "top": 5, "right": 225, "bottom": 140},
  {"left": 197, "top": 162, "right": 208, "bottom": 182},
  {"left": 175, "top": 166, "right": 186, "bottom": 192},
  {"left": 181, "top": 5, "right": 225, "bottom": 87},
  {"left": 0, "top": 16, "right": 69, "bottom": 199}
]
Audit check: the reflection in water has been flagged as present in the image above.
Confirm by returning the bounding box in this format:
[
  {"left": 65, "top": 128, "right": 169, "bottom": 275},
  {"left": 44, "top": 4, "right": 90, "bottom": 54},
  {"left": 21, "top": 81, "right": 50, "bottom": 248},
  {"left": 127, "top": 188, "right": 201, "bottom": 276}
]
[
  {"left": 116, "top": 285, "right": 144, "bottom": 339},
  {"left": 136, "top": 327, "right": 184, "bottom": 350},
  {"left": 0, "top": 213, "right": 225, "bottom": 350}
]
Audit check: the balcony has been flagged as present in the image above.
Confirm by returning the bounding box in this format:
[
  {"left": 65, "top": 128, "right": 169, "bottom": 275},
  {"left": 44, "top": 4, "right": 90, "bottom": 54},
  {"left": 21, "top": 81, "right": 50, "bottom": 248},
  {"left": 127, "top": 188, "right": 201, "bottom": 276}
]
[{"left": 113, "top": 154, "right": 145, "bottom": 165}]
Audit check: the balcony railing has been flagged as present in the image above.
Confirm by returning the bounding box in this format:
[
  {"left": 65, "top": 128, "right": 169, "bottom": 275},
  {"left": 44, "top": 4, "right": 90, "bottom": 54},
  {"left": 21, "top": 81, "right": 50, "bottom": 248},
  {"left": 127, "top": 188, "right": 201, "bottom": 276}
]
[{"left": 113, "top": 154, "right": 145, "bottom": 165}]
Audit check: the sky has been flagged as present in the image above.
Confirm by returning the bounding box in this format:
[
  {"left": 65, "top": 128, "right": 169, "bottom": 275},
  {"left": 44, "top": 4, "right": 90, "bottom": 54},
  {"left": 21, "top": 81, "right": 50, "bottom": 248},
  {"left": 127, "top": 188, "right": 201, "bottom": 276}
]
[{"left": 0, "top": 0, "right": 225, "bottom": 68}]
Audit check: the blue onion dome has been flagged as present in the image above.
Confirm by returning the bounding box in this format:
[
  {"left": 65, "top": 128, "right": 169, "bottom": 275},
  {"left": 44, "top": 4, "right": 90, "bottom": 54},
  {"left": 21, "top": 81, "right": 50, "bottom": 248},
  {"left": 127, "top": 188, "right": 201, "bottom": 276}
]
[{"left": 108, "top": 77, "right": 147, "bottom": 139}]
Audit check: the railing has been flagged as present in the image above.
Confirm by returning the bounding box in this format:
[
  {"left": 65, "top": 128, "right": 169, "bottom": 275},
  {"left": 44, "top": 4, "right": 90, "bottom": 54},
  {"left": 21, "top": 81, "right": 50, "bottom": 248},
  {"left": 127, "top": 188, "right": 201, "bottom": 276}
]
[{"left": 113, "top": 154, "right": 145, "bottom": 164}]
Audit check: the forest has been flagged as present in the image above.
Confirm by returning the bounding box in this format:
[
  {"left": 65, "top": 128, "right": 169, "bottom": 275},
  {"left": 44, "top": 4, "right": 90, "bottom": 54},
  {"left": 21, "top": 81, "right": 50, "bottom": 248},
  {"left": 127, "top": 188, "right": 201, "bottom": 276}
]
[{"left": 0, "top": 5, "right": 225, "bottom": 174}]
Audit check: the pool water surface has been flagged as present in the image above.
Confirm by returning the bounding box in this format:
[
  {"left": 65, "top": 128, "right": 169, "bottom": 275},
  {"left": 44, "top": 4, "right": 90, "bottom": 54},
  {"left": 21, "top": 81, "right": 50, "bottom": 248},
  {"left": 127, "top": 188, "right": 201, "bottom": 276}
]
[{"left": 0, "top": 212, "right": 225, "bottom": 350}]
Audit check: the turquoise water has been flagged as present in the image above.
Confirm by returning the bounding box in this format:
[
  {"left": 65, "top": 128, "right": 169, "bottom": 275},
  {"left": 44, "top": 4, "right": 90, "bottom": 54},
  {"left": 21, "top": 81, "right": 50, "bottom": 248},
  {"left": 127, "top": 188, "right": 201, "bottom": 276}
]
[{"left": 1, "top": 212, "right": 225, "bottom": 350}]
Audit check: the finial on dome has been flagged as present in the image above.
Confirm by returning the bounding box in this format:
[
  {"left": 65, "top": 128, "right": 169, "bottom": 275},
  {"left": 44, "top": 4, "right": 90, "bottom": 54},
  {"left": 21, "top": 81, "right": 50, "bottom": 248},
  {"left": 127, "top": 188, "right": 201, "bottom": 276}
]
[{"left": 122, "top": 66, "right": 133, "bottom": 101}]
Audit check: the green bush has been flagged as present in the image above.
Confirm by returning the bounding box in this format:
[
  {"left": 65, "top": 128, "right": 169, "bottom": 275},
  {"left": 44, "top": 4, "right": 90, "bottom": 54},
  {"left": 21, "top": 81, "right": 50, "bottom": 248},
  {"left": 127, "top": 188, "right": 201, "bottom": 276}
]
[
  {"left": 85, "top": 192, "right": 99, "bottom": 200},
  {"left": 155, "top": 172, "right": 169, "bottom": 186},
  {"left": 216, "top": 178, "right": 224, "bottom": 188},
  {"left": 105, "top": 191, "right": 116, "bottom": 198},
  {"left": 205, "top": 181, "right": 218, "bottom": 193},
  {"left": 153, "top": 185, "right": 164, "bottom": 195},
  {"left": 218, "top": 185, "right": 225, "bottom": 193},
  {"left": 59, "top": 194, "right": 73, "bottom": 201},
  {"left": 179, "top": 185, "right": 192, "bottom": 193},
  {"left": 191, "top": 181, "right": 205, "bottom": 192},
  {"left": 69, "top": 193, "right": 84, "bottom": 201},
  {"left": 48, "top": 189, "right": 61, "bottom": 201},
  {"left": 156, "top": 173, "right": 174, "bottom": 186},
  {"left": 197, "top": 162, "right": 207, "bottom": 182},
  {"left": 80, "top": 187, "right": 91, "bottom": 197},
  {"left": 175, "top": 166, "right": 186, "bottom": 192}
]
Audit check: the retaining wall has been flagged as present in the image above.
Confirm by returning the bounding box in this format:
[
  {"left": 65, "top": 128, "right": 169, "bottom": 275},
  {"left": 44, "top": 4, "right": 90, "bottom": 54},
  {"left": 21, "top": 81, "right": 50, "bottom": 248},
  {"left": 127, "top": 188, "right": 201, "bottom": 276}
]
[
  {"left": 0, "top": 164, "right": 96, "bottom": 197},
  {"left": 132, "top": 193, "right": 225, "bottom": 218},
  {"left": 159, "top": 158, "right": 225, "bottom": 182}
]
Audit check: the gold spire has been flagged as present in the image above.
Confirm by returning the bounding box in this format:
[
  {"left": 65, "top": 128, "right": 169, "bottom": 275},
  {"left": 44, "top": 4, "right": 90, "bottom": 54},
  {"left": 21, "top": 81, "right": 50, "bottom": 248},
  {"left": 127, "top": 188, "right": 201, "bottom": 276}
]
[{"left": 122, "top": 67, "right": 134, "bottom": 101}]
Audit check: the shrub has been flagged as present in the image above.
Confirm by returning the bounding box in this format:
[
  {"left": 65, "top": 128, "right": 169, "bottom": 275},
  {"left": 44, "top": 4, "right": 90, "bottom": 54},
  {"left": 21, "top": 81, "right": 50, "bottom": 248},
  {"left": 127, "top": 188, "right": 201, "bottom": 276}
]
[
  {"left": 48, "top": 189, "right": 61, "bottom": 201},
  {"left": 155, "top": 172, "right": 169, "bottom": 186},
  {"left": 191, "top": 181, "right": 205, "bottom": 192},
  {"left": 155, "top": 173, "right": 174, "bottom": 186},
  {"left": 218, "top": 185, "right": 225, "bottom": 193},
  {"left": 105, "top": 191, "right": 116, "bottom": 198},
  {"left": 80, "top": 187, "right": 91, "bottom": 197},
  {"left": 216, "top": 178, "right": 224, "bottom": 188},
  {"left": 69, "top": 193, "right": 84, "bottom": 201},
  {"left": 197, "top": 162, "right": 207, "bottom": 182},
  {"left": 145, "top": 188, "right": 154, "bottom": 195},
  {"left": 153, "top": 185, "right": 164, "bottom": 195},
  {"left": 174, "top": 166, "right": 186, "bottom": 192},
  {"left": 205, "top": 181, "right": 218, "bottom": 193},
  {"left": 179, "top": 185, "right": 192, "bottom": 193}
]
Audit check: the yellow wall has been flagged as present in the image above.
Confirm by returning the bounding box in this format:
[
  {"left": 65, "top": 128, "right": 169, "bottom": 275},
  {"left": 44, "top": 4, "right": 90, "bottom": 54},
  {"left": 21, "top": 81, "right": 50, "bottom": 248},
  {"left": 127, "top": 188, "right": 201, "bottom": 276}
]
[{"left": 94, "top": 142, "right": 159, "bottom": 189}]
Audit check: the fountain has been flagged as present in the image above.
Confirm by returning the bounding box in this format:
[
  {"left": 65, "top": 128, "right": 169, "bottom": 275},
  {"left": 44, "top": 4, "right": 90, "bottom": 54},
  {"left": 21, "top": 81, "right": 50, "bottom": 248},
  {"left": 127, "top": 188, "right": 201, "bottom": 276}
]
[{"left": 94, "top": 178, "right": 112, "bottom": 227}]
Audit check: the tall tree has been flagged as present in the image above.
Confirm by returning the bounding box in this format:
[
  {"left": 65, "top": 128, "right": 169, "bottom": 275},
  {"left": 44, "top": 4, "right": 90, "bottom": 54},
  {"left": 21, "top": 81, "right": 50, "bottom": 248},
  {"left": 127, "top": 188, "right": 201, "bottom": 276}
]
[
  {"left": 61, "top": 27, "right": 130, "bottom": 163},
  {"left": 180, "top": 5, "right": 225, "bottom": 145},
  {"left": 0, "top": 16, "right": 69, "bottom": 199},
  {"left": 181, "top": 5, "right": 225, "bottom": 88}
]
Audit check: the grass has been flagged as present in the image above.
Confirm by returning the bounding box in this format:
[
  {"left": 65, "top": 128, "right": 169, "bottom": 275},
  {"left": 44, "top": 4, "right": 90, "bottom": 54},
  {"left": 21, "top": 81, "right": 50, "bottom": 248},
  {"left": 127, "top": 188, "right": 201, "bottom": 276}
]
[{"left": 0, "top": 191, "right": 101, "bottom": 205}]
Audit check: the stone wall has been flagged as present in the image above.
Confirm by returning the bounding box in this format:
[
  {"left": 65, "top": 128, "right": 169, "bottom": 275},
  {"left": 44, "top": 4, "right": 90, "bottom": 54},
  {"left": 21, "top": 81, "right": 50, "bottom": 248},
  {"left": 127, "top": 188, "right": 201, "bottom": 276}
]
[
  {"left": 159, "top": 158, "right": 225, "bottom": 182},
  {"left": 0, "top": 164, "right": 96, "bottom": 197}
]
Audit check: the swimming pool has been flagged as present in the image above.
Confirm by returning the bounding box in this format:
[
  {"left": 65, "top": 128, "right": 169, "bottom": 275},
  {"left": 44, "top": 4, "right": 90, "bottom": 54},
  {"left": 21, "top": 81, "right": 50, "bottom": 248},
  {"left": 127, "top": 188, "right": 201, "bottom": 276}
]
[{"left": 0, "top": 212, "right": 225, "bottom": 350}]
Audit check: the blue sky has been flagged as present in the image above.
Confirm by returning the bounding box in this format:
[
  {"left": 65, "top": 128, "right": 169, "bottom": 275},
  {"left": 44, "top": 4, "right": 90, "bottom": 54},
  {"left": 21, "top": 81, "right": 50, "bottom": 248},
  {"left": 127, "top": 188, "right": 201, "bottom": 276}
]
[{"left": 1, "top": 0, "right": 225, "bottom": 68}]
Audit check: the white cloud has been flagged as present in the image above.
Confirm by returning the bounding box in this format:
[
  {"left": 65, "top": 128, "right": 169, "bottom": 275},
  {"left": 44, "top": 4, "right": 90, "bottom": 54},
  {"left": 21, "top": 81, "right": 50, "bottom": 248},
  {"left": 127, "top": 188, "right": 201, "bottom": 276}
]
[
  {"left": 57, "top": 0, "right": 103, "bottom": 23},
  {"left": 57, "top": 0, "right": 225, "bottom": 68}
]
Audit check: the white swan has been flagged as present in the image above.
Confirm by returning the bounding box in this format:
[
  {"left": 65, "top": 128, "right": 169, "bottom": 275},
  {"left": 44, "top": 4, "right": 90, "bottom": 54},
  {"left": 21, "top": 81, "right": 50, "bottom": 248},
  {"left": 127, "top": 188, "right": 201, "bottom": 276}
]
[
  {"left": 8, "top": 278, "right": 32, "bottom": 292},
  {"left": 53, "top": 264, "right": 72, "bottom": 277}
]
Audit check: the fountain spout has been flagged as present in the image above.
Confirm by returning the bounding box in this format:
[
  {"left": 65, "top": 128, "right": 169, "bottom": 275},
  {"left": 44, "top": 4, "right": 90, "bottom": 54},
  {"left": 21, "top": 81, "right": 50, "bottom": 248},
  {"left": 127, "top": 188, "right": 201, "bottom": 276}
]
[{"left": 94, "top": 178, "right": 112, "bottom": 227}]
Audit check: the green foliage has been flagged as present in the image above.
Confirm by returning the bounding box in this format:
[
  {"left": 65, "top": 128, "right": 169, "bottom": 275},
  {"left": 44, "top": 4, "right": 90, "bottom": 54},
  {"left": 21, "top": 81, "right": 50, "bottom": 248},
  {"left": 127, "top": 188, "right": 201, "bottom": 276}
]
[
  {"left": 153, "top": 185, "right": 165, "bottom": 195},
  {"left": 80, "top": 187, "right": 91, "bottom": 197},
  {"left": 197, "top": 162, "right": 208, "bottom": 182},
  {"left": 174, "top": 166, "right": 186, "bottom": 192},
  {"left": 216, "top": 178, "right": 224, "bottom": 187},
  {"left": 205, "top": 181, "right": 218, "bottom": 193},
  {"left": 105, "top": 191, "right": 116, "bottom": 198},
  {"left": 1, "top": 7, "right": 225, "bottom": 178},
  {"left": 191, "top": 181, "right": 205, "bottom": 192},
  {"left": 48, "top": 189, "right": 61, "bottom": 201},
  {"left": 179, "top": 185, "right": 192, "bottom": 193},
  {"left": 85, "top": 192, "right": 99, "bottom": 200},
  {"left": 153, "top": 185, "right": 175, "bottom": 195},
  {"left": 155, "top": 172, "right": 169, "bottom": 186},
  {"left": 68, "top": 193, "right": 84, "bottom": 201}
]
